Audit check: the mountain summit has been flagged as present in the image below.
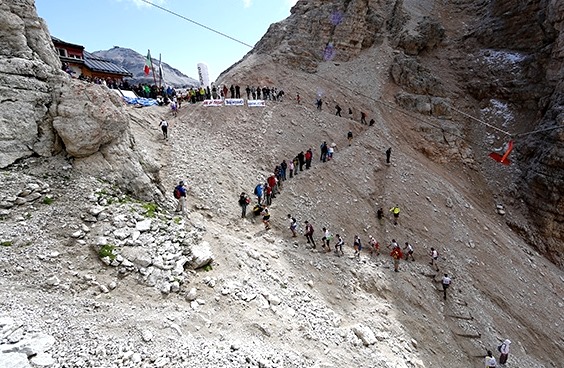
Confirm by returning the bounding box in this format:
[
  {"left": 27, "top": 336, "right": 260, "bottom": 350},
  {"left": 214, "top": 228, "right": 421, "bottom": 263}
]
[{"left": 92, "top": 46, "right": 199, "bottom": 88}]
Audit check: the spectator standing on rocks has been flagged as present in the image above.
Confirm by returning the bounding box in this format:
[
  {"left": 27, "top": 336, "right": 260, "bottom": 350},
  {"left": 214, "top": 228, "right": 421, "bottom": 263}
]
[
  {"left": 389, "top": 205, "right": 400, "bottom": 225},
  {"left": 348, "top": 107, "right": 353, "bottom": 119},
  {"left": 429, "top": 247, "right": 439, "bottom": 271},
  {"left": 347, "top": 131, "right": 353, "bottom": 146},
  {"left": 485, "top": 350, "right": 497, "bottom": 368},
  {"left": 174, "top": 181, "right": 187, "bottom": 214},
  {"left": 320, "top": 141, "right": 328, "bottom": 162},
  {"left": 238, "top": 192, "right": 250, "bottom": 218},
  {"left": 386, "top": 147, "right": 392, "bottom": 164},
  {"left": 293, "top": 156, "right": 299, "bottom": 176},
  {"left": 296, "top": 93, "right": 300, "bottom": 104},
  {"left": 316, "top": 97, "right": 323, "bottom": 110},
  {"left": 267, "top": 173, "right": 278, "bottom": 196},
  {"left": 404, "top": 242, "right": 415, "bottom": 261},
  {"left": 280, "top": 160, "right": 287, "bottom": 181},
  {"left": 288, "top": 159, "right": 294, "bottom": 179},
  {"left": 390, "top": 243, "right": 403, "bottom": 272},
  {"left": 304, "top": 221, "right": 316, "bottom": 248},
  {"left": 305, "top": 148, "right": 313, "bottom": 169},
  {"left": 159, "top": 119, "right": 168, "bottom": 139},
  {"left": 441, "top": 273, "right": 451, "bottom": 300},
  {"left": 498, "top": 339, "right": 511, "bottom": 365},
  {"left": 265, "top": 184, "right": 272, "bottom": 206},
  {"left": 254, "top": 183, "right": 263, "bottom": 205},
  {"left": 335, "top": 104, "right": 342, "bottom": 116},
  {"left": 288, "top": 215, "right": 298, "bottom": 237},
  {"left": 298, "top": 151, "right": 305, "bottom": 171}
]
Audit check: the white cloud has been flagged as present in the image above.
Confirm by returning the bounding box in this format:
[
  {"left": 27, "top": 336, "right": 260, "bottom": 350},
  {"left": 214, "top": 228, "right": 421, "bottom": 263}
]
[{"left": 243, "top": 0, "right": 252, "bottom": 8}]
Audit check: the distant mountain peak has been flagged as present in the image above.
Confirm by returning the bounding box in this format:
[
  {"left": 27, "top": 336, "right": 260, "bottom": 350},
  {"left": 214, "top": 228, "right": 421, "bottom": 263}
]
[{"left": 92, "top": 46, "right": 199, "bottom": 88}]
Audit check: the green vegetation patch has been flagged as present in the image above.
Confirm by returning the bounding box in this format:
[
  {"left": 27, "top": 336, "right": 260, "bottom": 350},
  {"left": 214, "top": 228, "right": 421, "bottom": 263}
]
[
  {"left": 98, "top": 244, "right": 116, "bottom": 260},
  {"left": 1, "top": 241, "right": 13, "bottom": 247},
  {"left": 142, "top": 202, "right": 158, "bottom": 218}
]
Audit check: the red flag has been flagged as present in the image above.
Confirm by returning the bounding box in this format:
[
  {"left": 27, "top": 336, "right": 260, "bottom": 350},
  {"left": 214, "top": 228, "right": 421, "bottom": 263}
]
[
  {"left": 489, "top": 140, "right": 514, "bottom": 165},
  {"left": 144, "top": 49, "right": 152, "bottom": 76}
]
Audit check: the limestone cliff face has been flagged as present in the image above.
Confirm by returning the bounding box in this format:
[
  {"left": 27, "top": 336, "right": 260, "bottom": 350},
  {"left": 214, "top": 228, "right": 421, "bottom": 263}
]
[
  {"left": 252, "top": 0, "right": 404, "bottom": 72},
  {"left": 463, "top": 0, "right": 564, "bottom": 266},
  {"left": 0, "top": 0, "right": 162, "bottom": 201}
]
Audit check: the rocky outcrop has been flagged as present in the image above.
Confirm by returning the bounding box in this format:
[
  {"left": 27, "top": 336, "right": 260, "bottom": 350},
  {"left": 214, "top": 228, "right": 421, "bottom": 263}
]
[
  {"left": 247, "top": 0, "right": 401, "bottom": 73},
  {"left": 396, "top": 16, "right": 445, "bottom": 56},
  {"left": 390, "top": 53, "right": 445, "bottom": 96},
  {"left": 0, "top": 0, "right": 162, "bottom": 201},
  {"left": 0, "top": 0, "right": 61, "bottom": 167}
]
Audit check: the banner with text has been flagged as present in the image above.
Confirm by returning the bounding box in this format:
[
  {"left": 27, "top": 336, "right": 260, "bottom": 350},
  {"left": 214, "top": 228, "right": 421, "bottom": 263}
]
[
  {"left": 247, "top": 100, "right": 266, "bottom": 107},
  {"left": 224, "top": 98, "right": 245, "bottom": 106},
  {"left": 202, "top": 99, "right": 223, "bottom": 107}
]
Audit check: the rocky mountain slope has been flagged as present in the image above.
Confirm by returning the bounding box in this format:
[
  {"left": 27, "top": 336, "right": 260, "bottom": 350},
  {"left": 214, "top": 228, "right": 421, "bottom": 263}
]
[
  {"left": 0, "top": 1, "right": 563, "bottom": 368},
  {"left": 92, "top": 47, "right": 199, "bottom": 88},
  {"left": 226, "top": 0, "right": 564, "bottom": 267}
]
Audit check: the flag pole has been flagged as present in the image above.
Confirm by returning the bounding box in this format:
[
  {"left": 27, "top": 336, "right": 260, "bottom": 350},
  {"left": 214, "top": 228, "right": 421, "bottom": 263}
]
[
  {"left": 158, "top": 53, "right": 162, "bottom": 88},
  {"left": 150, "top": 50, "right": 157, "bottom": 86}
]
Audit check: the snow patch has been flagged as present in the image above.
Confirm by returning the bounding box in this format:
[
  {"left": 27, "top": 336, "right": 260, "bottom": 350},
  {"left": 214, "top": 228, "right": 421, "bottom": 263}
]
[
  {"left": 481, "top": 99, "right": 514, "bottom": 128},
  {"left": 483, "top": 49, "right": 526, "bottom": 65}
]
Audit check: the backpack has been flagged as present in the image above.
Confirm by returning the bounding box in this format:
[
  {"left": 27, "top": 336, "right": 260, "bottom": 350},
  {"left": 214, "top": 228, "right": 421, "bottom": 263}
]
[
  {"left": 173, "top": 186, "right": 181, "bottom": 199},
  {"left": 254, "top": 184, "right": 262, "bottom": 195},
  {"left": 497, "top": 344, "right": 503, "bottom": 353}
]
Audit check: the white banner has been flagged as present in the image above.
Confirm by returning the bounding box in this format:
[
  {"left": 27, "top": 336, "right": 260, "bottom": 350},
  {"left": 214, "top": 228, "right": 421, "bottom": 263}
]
[
  {"left": 197, "top": 63, "right": 209, "bottom": 87},
  {"left": 248, "top": 100, "right": 266, "bottom": 107},
  {"left": 202, "top": 99, "right": 223, "bottom": 107},
  {"left": 224, "top": 98, "right": 245, "bottom": 106}
]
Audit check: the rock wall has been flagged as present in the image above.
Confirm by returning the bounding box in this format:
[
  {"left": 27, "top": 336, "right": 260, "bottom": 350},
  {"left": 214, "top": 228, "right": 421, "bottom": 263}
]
[
  {"left": 465, "top": 0, "right": 564, "bottom": 266},
  {"left": 0, "top": 0, "right": 162, "bottom": 202},
  {"left": 248, "top": 0, "right": 401, "bottom": 73}
]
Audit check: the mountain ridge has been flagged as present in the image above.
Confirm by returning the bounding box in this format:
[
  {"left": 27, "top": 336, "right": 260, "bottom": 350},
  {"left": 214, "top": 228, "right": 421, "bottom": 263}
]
[{"left": 92, "top": 46, "right": 199, "bottom": 88}]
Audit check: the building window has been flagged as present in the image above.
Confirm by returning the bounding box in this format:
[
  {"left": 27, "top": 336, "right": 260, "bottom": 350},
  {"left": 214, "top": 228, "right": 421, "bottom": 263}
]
[{"left": 57, "top": 48, "right": 67, "bottom": 57}]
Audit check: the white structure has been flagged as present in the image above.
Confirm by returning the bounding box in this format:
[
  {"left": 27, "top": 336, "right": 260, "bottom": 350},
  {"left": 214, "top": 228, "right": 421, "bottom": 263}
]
[{"left": 197, "top": 63, "right": 210, "bottom": 88}]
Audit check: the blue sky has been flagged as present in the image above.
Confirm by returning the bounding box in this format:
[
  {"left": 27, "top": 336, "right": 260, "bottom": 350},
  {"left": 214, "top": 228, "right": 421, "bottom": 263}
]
[{"left": 35, "top": 0, "right": 298, "bottom": 82}]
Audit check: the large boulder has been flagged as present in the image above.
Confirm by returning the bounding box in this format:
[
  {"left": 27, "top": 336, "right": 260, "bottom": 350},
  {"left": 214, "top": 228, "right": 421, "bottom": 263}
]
[{"left": 0, "top": 0, "right": 162, "bottom": 202}]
